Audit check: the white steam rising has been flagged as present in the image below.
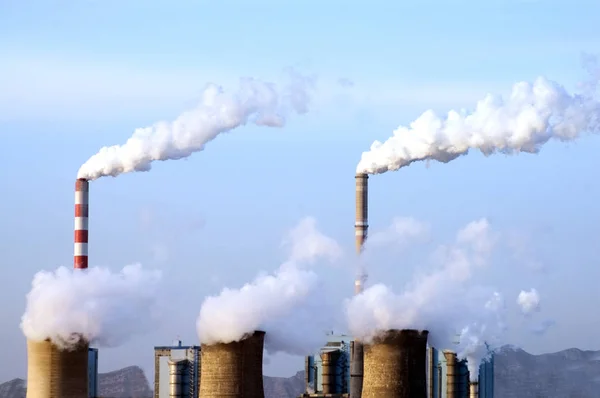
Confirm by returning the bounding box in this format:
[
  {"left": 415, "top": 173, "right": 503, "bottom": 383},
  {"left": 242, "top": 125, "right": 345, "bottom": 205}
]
[
  {"left": 78, "top": 71, "right": 315, "bottom": 180},
  {"left": 196, "top": 217, "right": 342, "bottom": 355},
  {"left": 517, "top": 288, "right": 541, "bottom": 315},
  {"left": 21, "top": 264, "right": 162, "bottom": 349},
  {"left": 347, "top": 218, "right": 507, "bottom": 381},
  {"left": 357, "top": 73, "right": 599, "bottom": 174}
]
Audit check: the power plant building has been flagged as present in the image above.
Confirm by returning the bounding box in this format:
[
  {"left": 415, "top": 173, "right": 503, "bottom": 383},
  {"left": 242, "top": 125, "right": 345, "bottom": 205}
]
[
  {"left": 426, "top": 347, "right": 494, "bottom": 398},
  {"left": 154, "top": 341, "right": 201, "bottom": 398},
  {"left": 301, "top": 338, "right": 494, "bottom": 398},
  {"left": 300, "top": 334, "right": 351, "bottom": 396}
]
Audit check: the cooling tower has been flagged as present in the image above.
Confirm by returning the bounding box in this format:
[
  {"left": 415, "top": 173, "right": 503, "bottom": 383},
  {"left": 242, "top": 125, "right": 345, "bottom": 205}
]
[
  {"left": 199, "top": 330, "right": 265, "bottom": 398},
  {"left": 74, "top": 178, "right": 89, "bottom": 269},
  {"left": 443, "top": 351, "right": 458, "bottom": 398},
  {"left": 469, "top": 381, "right": 479, "bottom": 398},
  {"left": 26, "top": 338, "right": 89, "bottom": 398},
  {"left": 320, "top": 349, "right": 341, "bottom": 394},
  {"left": 362, "top": 329, "right": 429, "bottom": 398}
]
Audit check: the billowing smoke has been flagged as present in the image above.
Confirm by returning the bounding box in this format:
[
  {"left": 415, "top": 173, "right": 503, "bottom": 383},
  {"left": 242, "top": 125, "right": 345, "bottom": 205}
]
[
  {"left": 517, "top": 288, "right": 541, "bottom": 315},
  {"left": 346, "top": 218, "right": 507, "bottom": 381},
  {"left": 516, "top": 288, "right": 555, "bottom": 336},
  {"left": 21, "top": 264, "right": 162, "bottom": 349},
  {"left": 78, "top": 71, "right": 315, "bottom": 180},
  {"left": 457, "top": 291, "right": 507, "bottom": 380},
  {"left": 356, "top": 72, "right": 599, "bottom": 174},
  {"left": 196, "top": 217, "right": 342, "bottom": 355}
]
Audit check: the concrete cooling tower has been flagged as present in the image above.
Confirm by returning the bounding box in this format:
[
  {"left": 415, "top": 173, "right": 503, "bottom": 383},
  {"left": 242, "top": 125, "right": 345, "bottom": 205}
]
[
  {"left": 26, "top": 339, "right": 89, "bottom": 398},
  {"left": 361, "top": 329, "right": 429, "bottom": 398},
  {"left": 199, "top": 330, "right": 265, "bottom": 398}
]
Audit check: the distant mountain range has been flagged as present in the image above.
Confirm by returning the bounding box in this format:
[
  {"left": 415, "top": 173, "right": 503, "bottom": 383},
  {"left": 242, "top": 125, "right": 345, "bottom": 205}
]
[{"left": 3, "top": 346, "right": 600, "bottom": 398}]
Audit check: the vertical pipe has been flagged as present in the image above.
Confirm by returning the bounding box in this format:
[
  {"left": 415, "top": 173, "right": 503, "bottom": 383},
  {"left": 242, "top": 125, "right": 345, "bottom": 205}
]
[
  {"left": 469, "top": 381, "right": 479, "bottom": 398},
  {"left": 351, "top": 173, "right": 368, "bottom": 398},
  {"left": 428, "top": 347, "right": 435, "bottom": 398},
  {"left": 74, "top": 178, "right": 89, "bottom": 269},
  {"left": 444, "top": 351, "right": 457, "bottom": 398}
]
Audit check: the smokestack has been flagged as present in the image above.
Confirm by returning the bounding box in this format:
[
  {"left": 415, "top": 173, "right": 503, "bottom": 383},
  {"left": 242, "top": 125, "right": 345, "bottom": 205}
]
[
  {"left": 320, "top": 349, "right": 341, "bottom": 394},
  {"left": 25, "top": 338, "right": 89, "bottom": 398},
  {"left": 168, "top": 359, "right": 188, "bottom": 398},
  {"left": 355, "top": 173, "right": 368, "bottom": 255},
  {"left": 469, "top": 381, "right": 479, "bottom": 398},
  {"left": 444, "top": 351, "right": 458, "bottom": 398},
  {"left": 351, "top": 173, "right": 368, "bottom": 398},
  {"left": 74, "top": 179, "right": 89, "bottom": 270},
  {"left": 362, "top": 329, "right": 429, "bottom": 398},
  {"left": 199, "top": 330, "right": 265, "bottom": 398}
]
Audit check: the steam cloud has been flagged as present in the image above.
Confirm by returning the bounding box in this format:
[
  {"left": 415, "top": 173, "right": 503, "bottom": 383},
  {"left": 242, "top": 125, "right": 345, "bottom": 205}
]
[
  {"left": 517, "top": 288, "right": 541, "bottom": 315},
  {"left": 78, "top": 70, "right": 315, "bottom": 180},
  {"left": 21, "top": 264, "right": 162, "bottom": 349},
  {"left": 357, "top": 71, "right": 599, "bottom": 174},
  {"left": 196, "top": 217, "right": 342, "bottom": 355},
  {"left": 347, "top": 218, "right": 507, "bottom": 381}
]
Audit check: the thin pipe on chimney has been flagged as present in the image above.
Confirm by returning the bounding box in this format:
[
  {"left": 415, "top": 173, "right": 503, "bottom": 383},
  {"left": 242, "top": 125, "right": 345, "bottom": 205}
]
[{"left": 74, "top": 178, "right": 89, "bottom": 269}]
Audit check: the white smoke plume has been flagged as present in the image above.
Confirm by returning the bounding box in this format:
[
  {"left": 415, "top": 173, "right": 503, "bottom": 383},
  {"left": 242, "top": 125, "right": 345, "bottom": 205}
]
[
  {"left": 357, "top": 70, "right": 600, "bottom": 174},
  {"left": 78, "top": 70, "right": 315, "bottom": 180},
  {"left": 346, "top": 218, "right": 507, "bottom": 381},
  {"left": 457, "top": 291, "right": 507, "bottom": 380},
  {"left": 531, "top": 319, "right": 555, "bottom": 336},
  {"left": 517, "top": 288, "right": 541, "bottom": 315},
  {"left": 196, "top": 217, "right": 342, "bottom": 355},
  {"left": 21, "top": 264, "right": 162, "bottom": 349}
]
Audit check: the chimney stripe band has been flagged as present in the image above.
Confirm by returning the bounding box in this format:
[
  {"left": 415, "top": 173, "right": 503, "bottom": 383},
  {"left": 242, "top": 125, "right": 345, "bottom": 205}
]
[{"left": 74, "top": 179, "right": 89, "bottom": 270}]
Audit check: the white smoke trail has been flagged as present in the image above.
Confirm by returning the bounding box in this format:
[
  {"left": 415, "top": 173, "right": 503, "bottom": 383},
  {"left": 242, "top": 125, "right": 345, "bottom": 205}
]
[
  {"left": 517, "top": 288, "right": 541, "bottom": 315},
  {"left": 196, "top": 217, "right": 343, "bottom": 355},
  {"left": 346, "top": 218, "right": 508, "bottom": 381},
  {"left": 20, "top": 264, "right": 162, "bottom": 349},
  {"left": 357, "top": 71, "right": 599, "bottom": 174},
  {"left": 457, "top": 291, "right": 507, "bottom": 381},
  {"left": 78, "top": 70, "right": 315, "bottom": 180}
]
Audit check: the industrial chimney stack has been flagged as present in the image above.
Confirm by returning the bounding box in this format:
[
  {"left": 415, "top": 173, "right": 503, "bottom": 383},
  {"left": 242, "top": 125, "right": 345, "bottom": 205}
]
[
  {"left": 25, "top": 339, "right": 89, "bottom": 398},
  {"left": 74, "top": 178, "right": 89, "bottom": 269},
  {"left": 443, "top": 351, "right": 458, "bottom": 398},
  {"left": 351, "top": 173, "right": 368, "bottom": 398},
  {"left": 361, "top": 329, "right": 429, "bottom": 398},
  {"left": 199, "top": 330, "right": 266, "bottom": 398},
  {"left": 469, "top": 381, "right": 479, "bottom": 398}
]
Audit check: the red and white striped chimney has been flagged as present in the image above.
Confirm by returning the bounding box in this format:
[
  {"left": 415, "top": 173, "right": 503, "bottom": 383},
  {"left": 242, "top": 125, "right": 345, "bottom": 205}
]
[{"left": 74, "top": 178, "right": 89, "bottom": 269}]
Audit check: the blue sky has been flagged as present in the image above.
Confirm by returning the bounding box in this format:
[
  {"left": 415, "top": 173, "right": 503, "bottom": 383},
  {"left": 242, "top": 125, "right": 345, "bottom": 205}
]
[{"left": 2, "top": 0, "right": 600, "bottom": 381}]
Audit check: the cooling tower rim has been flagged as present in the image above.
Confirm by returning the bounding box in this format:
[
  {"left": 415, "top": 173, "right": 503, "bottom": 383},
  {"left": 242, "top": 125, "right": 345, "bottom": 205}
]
[
  {"left": 370, "top": 328, "right": 429, "bottom": 344},
  {"left": 167, "top": 358, "right": 188, "bottom": 365},
  {"left": 28, "top": 336, "right": 89, "bottom": 350}
]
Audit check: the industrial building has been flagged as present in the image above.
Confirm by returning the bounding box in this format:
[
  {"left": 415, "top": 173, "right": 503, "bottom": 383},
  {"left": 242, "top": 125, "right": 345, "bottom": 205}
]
[
  {"left": 301, "top": 334, "right": 494, "bottom": 398},
  {"left": 301, "top": 334, "right": 351, "bottom": 396},
  {"left": 153, "top": 340, "right": 201, "bottom": 398},
  {"left": 88, "top": 348, "right": 99, "bottom": 398}
]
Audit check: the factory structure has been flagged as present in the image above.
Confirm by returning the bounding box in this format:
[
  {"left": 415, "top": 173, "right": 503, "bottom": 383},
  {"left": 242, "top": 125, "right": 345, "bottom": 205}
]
[
  {"left": 153, "top": 340, "right": 201, "bottom": 398},
  {"left": 299, "top": 334, "right": 494, "bottom": 398},
  {"left": 23, "top": 173, "right": 498, "bottom": 398}
]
